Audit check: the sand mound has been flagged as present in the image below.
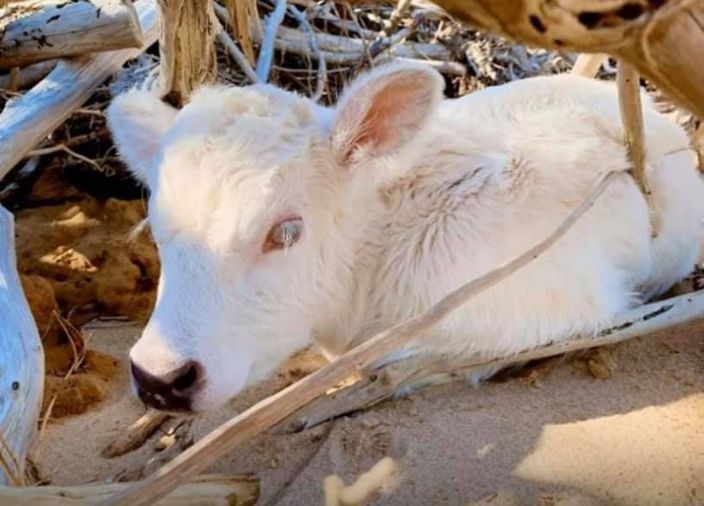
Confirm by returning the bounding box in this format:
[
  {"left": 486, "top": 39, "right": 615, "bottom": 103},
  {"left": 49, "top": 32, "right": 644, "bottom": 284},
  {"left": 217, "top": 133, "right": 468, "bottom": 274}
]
[
  {"left": 15, "top": 196, "right": 158, "bottom": 324},
  {"left": 14, "top": 172, "right": 158, "bottom": 419}
]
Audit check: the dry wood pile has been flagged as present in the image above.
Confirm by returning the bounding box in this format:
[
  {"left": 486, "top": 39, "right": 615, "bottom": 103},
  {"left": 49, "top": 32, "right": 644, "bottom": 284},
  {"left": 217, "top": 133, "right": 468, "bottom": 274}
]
[{"left": 0, "top": 0, "right": 703, "bottom": 504}]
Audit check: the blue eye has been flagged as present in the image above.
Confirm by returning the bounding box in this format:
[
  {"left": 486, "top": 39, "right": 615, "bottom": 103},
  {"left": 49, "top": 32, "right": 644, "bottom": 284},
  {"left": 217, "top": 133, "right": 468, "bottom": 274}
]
[{"left": 264, "top": 218, "right": 303, "bottom": 253}]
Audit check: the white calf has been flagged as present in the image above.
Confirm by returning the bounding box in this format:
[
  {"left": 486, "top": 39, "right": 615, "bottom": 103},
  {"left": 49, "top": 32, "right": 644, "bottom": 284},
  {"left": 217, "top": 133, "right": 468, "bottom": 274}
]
[{"left": 107, "top": 63, "right": 704, "bottom": 412}]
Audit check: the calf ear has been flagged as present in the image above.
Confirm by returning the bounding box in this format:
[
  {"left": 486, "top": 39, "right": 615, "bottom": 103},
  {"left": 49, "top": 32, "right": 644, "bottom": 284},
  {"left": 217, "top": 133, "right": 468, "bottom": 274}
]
[
  {"left": 331, "top": 62, "right": 444, "bottom": 166},
  {"left": 106, "top": 90, "right": 178, "bottom": 188}
]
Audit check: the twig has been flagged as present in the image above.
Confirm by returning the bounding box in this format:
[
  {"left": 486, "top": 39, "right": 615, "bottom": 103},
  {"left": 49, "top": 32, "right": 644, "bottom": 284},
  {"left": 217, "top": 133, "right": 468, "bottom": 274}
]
[
  {"left": 7, "top": 68, "right": 20, "bottom": 92},
  {"left": 617, "top": 59, "right": 657, "bottom": 236},
  {"left": 270, "top": 26, "right": 447, "bottom": 65},
  {"left": 26, "top": 144, "right": 101, "bottom": 171},
  {"left": 287, "top": 4, "right": 326, "bottom": 102},
  {"left": 73, "top": 109, "right": 105, "bottom": 118},
  {"left": 101, "top": 410, "right": 171, "bottom": 458},
  {"left": 367, "top": 0, "right": 413, "bottom": 57},
  {"left": 101, "top": 170, "right": 623, "bottom": 506},
  {"left": 0, "top": 433, "right": 23, "bottom": 487},
  {"left": 218, "top": 31, "right": 261, "bottom": 84},
  {"left": 381, "top": 57, "right": 466, "bottom": 76},
  {"left": 571, "top": 53, "right": 607, "bottom": 78},
  {"left": 280, "top": 286, "right": 704, "bottom": 432},
  {"left": 0, "top": 156, "right": 39, "bottom": 202},
  {"left": 213, "top": 3, "right": 260, "bottom": 83},
  {"left": 33, "top": 393, "right": 57, "bottom": 462},
  {"left": 313, "top": 3, "right": 376, "bottom": 39},
  {"left": 256, "top": 0, "right": 288, "bottom": 82},
  {"left": 388, "top": 0, "right": 414, "bottom": 32}
]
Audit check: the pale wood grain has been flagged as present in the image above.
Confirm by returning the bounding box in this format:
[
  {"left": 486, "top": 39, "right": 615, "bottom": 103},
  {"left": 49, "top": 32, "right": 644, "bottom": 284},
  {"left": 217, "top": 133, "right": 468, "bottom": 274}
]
[
  {"left": 419, "top": 0, "right": 704, "bottom": 118},
  {"left": 0, "top": 0, "right": 142, "bottom": 70},
  {"left": 0, "top": 474, "right": 259, "bottom": 505},
  {"left": 0, "top": 206, "right": 43, "bottom": 485},
  {"left": 157, "top": 0, "right": 218, "bottom": 106},
  {"left": 0, "top": 0, "right": 159, "bottom": 183}
]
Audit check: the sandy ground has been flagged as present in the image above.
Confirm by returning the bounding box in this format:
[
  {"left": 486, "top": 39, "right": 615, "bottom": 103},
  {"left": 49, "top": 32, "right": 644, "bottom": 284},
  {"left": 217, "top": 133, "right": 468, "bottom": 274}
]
[{"left": 35, "top": 319, "right": 704, "bottom": 506}]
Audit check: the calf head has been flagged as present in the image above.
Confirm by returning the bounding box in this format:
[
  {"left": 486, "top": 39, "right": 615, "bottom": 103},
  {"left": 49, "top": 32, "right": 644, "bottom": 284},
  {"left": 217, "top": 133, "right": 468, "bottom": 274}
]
[{"left": 107, "top": 62, "right": 444, "bottom": 412}]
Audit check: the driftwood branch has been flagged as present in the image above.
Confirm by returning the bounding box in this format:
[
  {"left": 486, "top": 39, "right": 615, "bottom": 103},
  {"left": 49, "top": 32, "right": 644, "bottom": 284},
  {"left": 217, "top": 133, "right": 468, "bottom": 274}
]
[
  {"left": 418, "top": 0, "right": 704, "bottom": 119},
  {"left": 268, "top": 25, "right": 449, "bottom": 65},
  {"left": 0, "top": 206, "right": 44, "bottom": 485},
  {"left": 157, "top": 0, "right": 218, "bottom": 106},
  {"left": 255, "top": 0, "right": 287, "bottom": 82},
  {"left": 278, "top": 288, "right": 704, "bottom": 432},
  {"left": 0, "top": 474, "right": 259, "bottom": 505},
  {"left": 571, "top": 53, "right": 606, "bottom": 78},
  {"left": 287, "top": 3, "right": 327, "bottom": 102},
  {"left": 215, "top": 2, "right": 448, "bottom": 69},
  {"left": 0, "top": 0, "right": 142, "bottom": 70},
  {"left": 0, "top": 0, "right": 159, "bottom": 183},
  {"left": 102, "top": 170, "right": 624, "bottom": 506},
  {"left": 212, "top": 2, "right": 259, "bottom": 83},
  {"left": 616, "top": 59, "right": 657, "bottom": 235},
  {"left": 101, "top": 410, "right": 170, "bottom": 459}
]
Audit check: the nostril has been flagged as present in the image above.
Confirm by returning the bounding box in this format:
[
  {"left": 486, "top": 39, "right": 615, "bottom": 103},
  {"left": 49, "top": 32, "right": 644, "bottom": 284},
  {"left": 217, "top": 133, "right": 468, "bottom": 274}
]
[
  {"left": 130, "top": 360, "right": 161, "bottom": 393},
  {"left": 171, "top": 361, "right": 202, "bottom": 393}
]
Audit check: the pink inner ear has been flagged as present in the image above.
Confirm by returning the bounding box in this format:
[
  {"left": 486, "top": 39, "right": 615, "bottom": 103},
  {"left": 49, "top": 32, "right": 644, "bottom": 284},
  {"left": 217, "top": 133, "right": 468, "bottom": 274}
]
[
  {"left": 357, "top": 79, "right": 422, "bottom": 149},
  {"left": 354, "top": 78, "right": 425, "bottom": 154}
]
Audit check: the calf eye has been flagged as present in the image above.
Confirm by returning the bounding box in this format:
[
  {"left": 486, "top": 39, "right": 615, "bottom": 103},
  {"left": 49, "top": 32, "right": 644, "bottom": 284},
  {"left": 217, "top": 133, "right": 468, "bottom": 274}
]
[{"left": 264, "top": 218, "right": 303, "bottom": 253}]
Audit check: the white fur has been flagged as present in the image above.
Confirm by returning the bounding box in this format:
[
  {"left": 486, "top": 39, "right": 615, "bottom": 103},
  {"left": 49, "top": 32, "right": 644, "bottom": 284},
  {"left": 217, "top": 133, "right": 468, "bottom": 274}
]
[{"left": 107, "top": 63, "right": 704, "bottom": 411}]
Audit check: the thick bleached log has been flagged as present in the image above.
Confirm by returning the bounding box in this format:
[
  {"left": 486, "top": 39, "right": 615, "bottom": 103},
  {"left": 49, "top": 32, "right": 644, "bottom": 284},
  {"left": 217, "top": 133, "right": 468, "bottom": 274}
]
[
  {"left": 0, "top": 0, "right": 159, "bottom": 183},
  {"left": 0, "top": 205, "right": 43, "bottom": 485},
  {"left": 0, "top": 0, "right": 142, "bottom": 70},
  {"left": 157, "top": 0, "right": 218, "bottom": 106},
  {"left": 0, "top": 474, "right": 259, "bottom": 505}
]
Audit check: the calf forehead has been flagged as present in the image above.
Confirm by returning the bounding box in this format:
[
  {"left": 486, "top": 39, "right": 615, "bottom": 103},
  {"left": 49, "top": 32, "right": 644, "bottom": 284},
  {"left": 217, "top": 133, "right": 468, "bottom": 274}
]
[
  {"left": 151, "top": 86, "right": 318, "bottom": 249},
  {"left": 167, "top": 85, "right": 316, "bottom": 149},
  {"left": 159, "top": 85, "right": 319, "bottom": 183}
]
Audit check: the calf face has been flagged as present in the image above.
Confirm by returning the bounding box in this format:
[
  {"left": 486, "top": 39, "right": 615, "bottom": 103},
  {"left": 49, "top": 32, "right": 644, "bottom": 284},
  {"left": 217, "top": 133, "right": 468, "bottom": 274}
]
[{"left": 107, "top": 63, "right": 444, "bottom": 411}]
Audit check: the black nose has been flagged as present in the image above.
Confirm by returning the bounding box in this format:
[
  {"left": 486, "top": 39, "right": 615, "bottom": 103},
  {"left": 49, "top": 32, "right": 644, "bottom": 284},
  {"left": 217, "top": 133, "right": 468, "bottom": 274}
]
[{"left": 130, "top": 360, "right": 204, "bottom": 412}]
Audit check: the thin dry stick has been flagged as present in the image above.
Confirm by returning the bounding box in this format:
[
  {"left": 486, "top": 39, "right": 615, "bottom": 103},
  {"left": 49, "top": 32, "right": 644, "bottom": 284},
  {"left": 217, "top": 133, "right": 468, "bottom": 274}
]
[
  {"left": 256, "top": 0, "right": 288, "bottom": 82},
  {"left": 281, "top": 286, "right": 704, "bottom": 431},
  {"left": 101, "top": 170, "right": 623, "bottom": 506},
  {"left": 102, "top": 410, "right": 170, "bottom": 458},
  {"left": 616, "top": 59, "right": 657, "bottom": 236},
  {"left": 571, "top": 53, "right": 607, "bottom": 78},
  {"left": 34, "top": 393, "right": 57, "bottom": 461},
  {"left": 217, "top": 31, "right": 261, "bottom": 83},
  {"left": 287, "top": 4, "right": 327, "bottom": 102},
  {"left": 213, "top": 3, "right": 260, "bottom": 83},
  {"left": 0, "top": 433, "right": 22, "bottom": 487},
  {"left": 26, "top": 144, "right": 101, "bottom": 171},
  {"left": 368, "top": 0, "right": 413, "bottom": 57}
]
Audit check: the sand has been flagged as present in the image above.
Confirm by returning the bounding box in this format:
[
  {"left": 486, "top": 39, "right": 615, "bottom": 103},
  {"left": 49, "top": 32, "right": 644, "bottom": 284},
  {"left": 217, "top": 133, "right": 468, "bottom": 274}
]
[{"left": 33, "top": 318, "right": 704, "bottom": 506}]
